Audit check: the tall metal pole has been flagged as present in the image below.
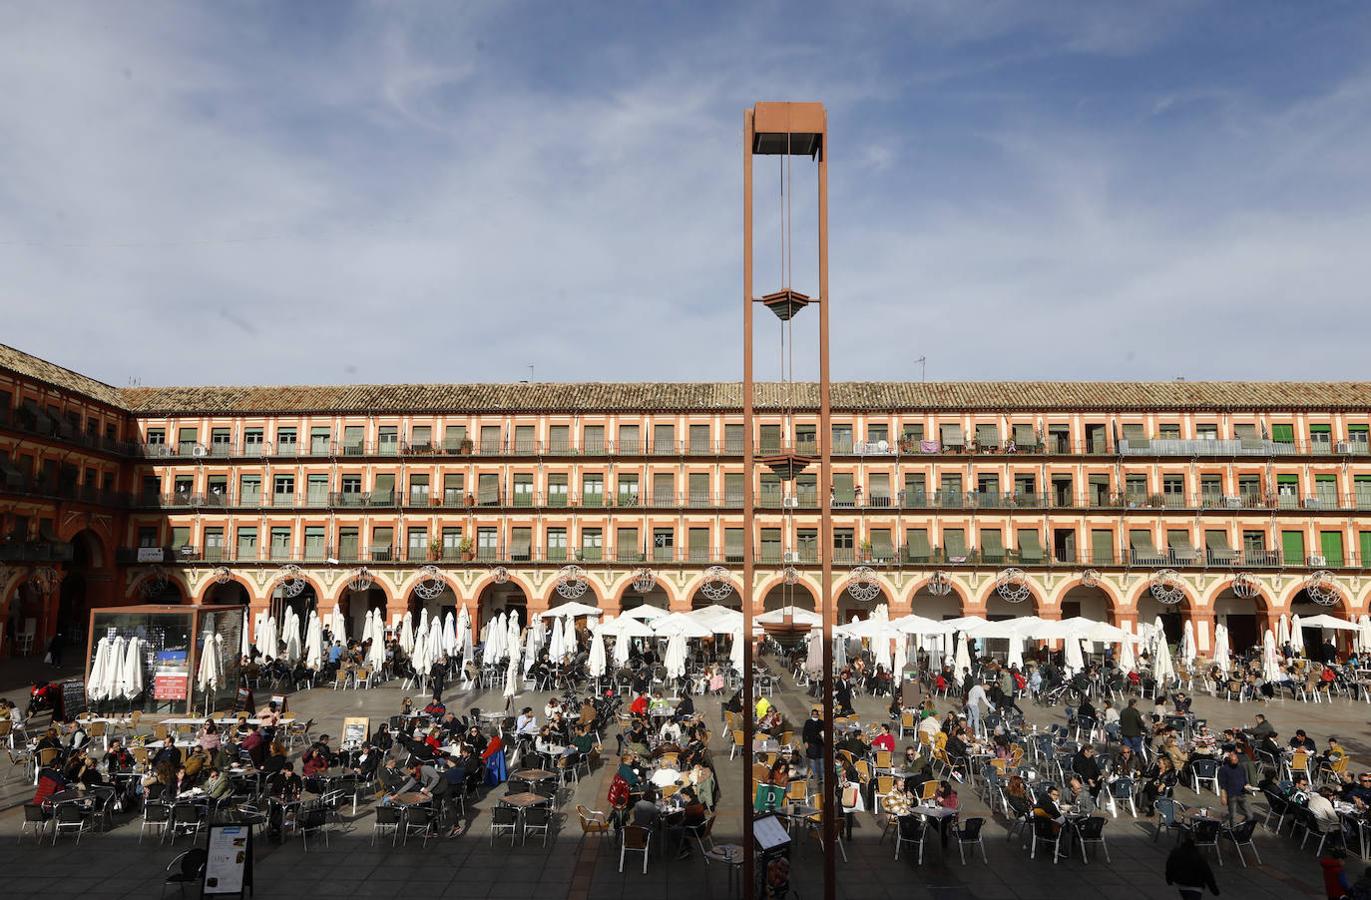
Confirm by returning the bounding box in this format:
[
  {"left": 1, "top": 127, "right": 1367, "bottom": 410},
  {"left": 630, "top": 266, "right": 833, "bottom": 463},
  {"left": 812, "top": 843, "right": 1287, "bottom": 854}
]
[
  {"left": 741, "top": 106, "right": 757, "bottom": 900},
  {"left": 817, "top": 108, "right": 836, "bottom": 900}
]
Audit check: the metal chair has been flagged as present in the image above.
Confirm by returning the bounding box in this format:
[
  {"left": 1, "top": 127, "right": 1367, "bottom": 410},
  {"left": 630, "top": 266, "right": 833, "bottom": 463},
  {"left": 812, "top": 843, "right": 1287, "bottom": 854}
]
[
  {"left": 952, "top": 816, "right": 988, "bottom": 865},
  {"left": 576, "top": 804, "right": 611, "bottom": 843},
  {"left": 619, "top": 824, "right": 651, "bottom": 873},
  {"left": 161, "top": 848, "right": 207, "bottom": 899},
  {"left": 1191, "top": 818, "right": 1223, "bottom": 866},
  {"left": 894, "top": 815, "right": 927, "bottom": 863},
  {"left": 522, "top": 806, "right": 553, "bottom": 846},
  {"left": 298, "top": 805, "right": 330, "bottom": 851},
  {"left": 402, "top": 805, "right": 436, "bottom": 847},
  {"left": 168, "top": 803, "right": 204, "bottom": 844},
  {"left": 1030, "top": 817, "right": 1066, "bottom": 863},
  {"left": 1154, "top": 798, "right": 1189, "bottom": 844},
  {"left": 1190, "top": 758, "right": 1221, "bottom": 796},
  {"left": 52, "top": 802, "right": 93, "bottom": 845},
  {"left": 1108, "top": 776, "right": 1137, "bottom": 817},
  {"left": 1222, "top": 819, "right": 1262, "bottom": 867},
  {"left": 371, "top": 805, "right": 402, "bottom": 846},
  {"left": 19, "top": 803, "right": 50, "bottom": 844},
  {"left": 1072, "top": 816, "right": 1110, "bottom": 863},
  {"left": 489, "top": 806, "right": 519, "bottom": 846}
]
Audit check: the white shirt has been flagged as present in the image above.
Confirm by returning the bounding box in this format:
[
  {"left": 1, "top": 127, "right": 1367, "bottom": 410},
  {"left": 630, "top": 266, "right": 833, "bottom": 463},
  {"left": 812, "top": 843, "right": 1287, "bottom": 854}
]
[
  {"left": 1103, "top": 708, "right": 1120, "bottom": 725},
  {"left": 918, "top": 716, "right": 940, "bottom": 740},
  {"left": 966, "top": 684, "right": 988, "bottom": 711},
  {"left": 516, "top": 714, "right": 537, "bottom": 735},
  {"left": 1308, "top": 793, "right": 1339, "bottom": 830}
]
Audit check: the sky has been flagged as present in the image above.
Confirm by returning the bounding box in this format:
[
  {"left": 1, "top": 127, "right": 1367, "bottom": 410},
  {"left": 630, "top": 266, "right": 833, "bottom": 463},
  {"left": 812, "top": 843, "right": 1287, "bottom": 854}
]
[{"left": 3, "top": 1, "right": 1371, "bottom": 387}]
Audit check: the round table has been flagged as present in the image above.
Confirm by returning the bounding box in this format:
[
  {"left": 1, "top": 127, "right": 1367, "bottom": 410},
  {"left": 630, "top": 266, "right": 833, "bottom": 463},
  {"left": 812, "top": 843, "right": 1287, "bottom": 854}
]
[
  {"left": 393, "top": 792, "right": 429, "bottom": 807},
  {"left": 706, "top": 843, "right": 745, "bottom": 894},
  {"left": 513, "top": 768, "right": 558, "bottom": 782},
  {"left": 650, "top": 768, "right": 682, "bottom": 788}
]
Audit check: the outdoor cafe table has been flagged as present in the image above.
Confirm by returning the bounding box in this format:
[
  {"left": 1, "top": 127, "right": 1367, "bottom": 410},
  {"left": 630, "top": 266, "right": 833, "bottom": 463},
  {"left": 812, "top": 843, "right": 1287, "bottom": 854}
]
[
  {"left": 753, "top": 739, "right": 781, "bottom": 755},
  {"left": 650, "top": 767, "right": 682, "bottom": 788},
  {"left": 1336, "top": 802, "right": 1370, "bottom": 860},
  {"left": 704, "top": 843, "right": 745, "bottom": 895},
  {"left": 513, "top": 768, "right": 557, "bottom": 782},
  {"left": 393, "top": 792, "right": 430, "bottom": 807},
  {"left": 500, "top": 791, "right": 551, "bottom": 809}
]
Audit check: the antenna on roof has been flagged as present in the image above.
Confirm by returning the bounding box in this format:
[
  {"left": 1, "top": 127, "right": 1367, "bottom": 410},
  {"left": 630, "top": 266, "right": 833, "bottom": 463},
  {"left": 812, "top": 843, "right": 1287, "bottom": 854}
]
[
  {"left": 915, "top": 356, "right": 926, "bottom": 382},
  {"left": 528, "top": 364, "right": 535, "bottom": 382}
]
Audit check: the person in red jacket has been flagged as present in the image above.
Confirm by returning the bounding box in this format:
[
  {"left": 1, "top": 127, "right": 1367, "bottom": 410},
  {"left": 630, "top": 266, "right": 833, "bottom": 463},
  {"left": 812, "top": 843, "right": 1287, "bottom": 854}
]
[
  {"left": 629, "top": 693, "right": 649, "bottom": 717},
  {"left": 1321, "top": 848, "right": 1351, "bottom": 900},
  {"left": 33, "top": 767, "right": 70, "bottom": 806},
  {"left": 872, "top": 724, "right": 896, "bottom": 754}
]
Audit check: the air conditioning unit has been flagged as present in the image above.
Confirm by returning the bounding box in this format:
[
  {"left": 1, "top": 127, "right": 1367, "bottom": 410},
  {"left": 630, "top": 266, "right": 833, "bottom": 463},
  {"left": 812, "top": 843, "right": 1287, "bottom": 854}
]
[
  {"left": 1310, "top": 555, "right": 1327, "bottom": 567},
  {"left": 1303, "top": 498, "right": 1321, "bottom": 509},
  {"left": 1336, "top": 442, "right": 1351, "bottom": 454},
  {"left": 782, "top": 496, "right": 800, "bottom": 508},
  {"left": 154, "top": 445, "right": 173, "bottom": 457},
  {"left": 1223, "top": 496, "right": 1243, "bottom": 509},
  {"left": 191, "top": 445, "right": 208, "bottom": 458},
  {"left": 782, "top": 551, "right": 801, "bottom": 564}
]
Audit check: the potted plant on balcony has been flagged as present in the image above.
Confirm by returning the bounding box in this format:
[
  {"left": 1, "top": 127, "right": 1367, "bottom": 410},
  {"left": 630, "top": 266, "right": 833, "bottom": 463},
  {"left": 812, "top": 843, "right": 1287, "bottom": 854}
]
[
  {"left": 860, "top": 539, "right": 873, "bottom": 562},
  {"left": 459, "top": 437, "right": 474, "bottom": 455},
  {"left": 429, "top": 537, "right": 443, "bottom": 562},
  {"left": 458, "top": 537, "right": 474, "bottom": 562}
]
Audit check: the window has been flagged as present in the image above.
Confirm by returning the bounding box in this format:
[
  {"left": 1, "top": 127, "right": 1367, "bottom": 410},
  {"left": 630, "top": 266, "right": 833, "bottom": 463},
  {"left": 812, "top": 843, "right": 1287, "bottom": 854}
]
[
  {"left": 974, "top": 424, "right": 998, "bottom": 450},
  {"left": 270, "top": 527, "right": 292, "bottom": 560},
  {"left": 616, "top": 527, "right": 642, "bottom": 561},
  {"left": 1320, "top": 531, "right": 1345, "bottom": 567},
  {"left": 831, "top": 424, "right": 853, "bottom": 453},
  {"left": 178, "top": 427, "right": 198, "bottom": 455},
  {"left": 513, "top": 425, "right": 534, "bottom": 454},
  {"left": 688, "top": 528, "right": 710, "bottom": 562},
  {"left": 408, "top": 527, "right": 429, "bottom": 561},
  {"left": 582, "top": 474, "right": 604, "bottom": 507},
  {"left": 442, "top": 473, "right": 463, "bottom": 505},
  {"left": 239, "top": 475, "right": 261, "bottom": 503},
  {"left": 653, "top": 527, "right": 674, "bottom": 562},
  {"left": 724, "top": 473, "right": 743, "bottom": 506},
  {"left": 724, "top": 424, "right": 743, "bottom": 453},
  {"left": 901, "top": 423, "right": 925, "bottom": 445},
  {"left": 171, "top": 526, "right": 191, "bottom": 551},
  {"left": 411, "top": 425, "right": 433, "bottom": 451},
  {"left": 1314, "top": 474, "right": 1337, "bottom": 505},
  {"left": 342, "top": 425, "right": 364, "bottom": 454},
  {"left": 760, "top": 528, "right": 782, "bottom": 564},
  {"left": 341, "top": 474, "right": 363, "bottom": 500},
  {"left": 1276, "top": 474, "right": 1299, "bottom": 508},
  {"left": 869, "top": 473, "right": 891, "bottom": 507},
  {"left": 725, "top": 527, "right": 743, "bottom": 562},
  {"left": 617, "top": 425, "right": 640, "bottom": 453},
  {"left": 274, "top": 474, "right": 295, "bottom": 496},
  {"left": 338, "top": 528, "right": 360, "bottom": 560},
  {"left": 211, "top": 428, "right": 231, "bottom": 453},
  {"left": 1310, "top": 424, "right": 1332, "bottom": 448},
  {"left": 443, "top": 425, "right": 467, "bottom": 452},
  {"left": 372, "top": 473, "right": 395, "bottom": 503},
  {"left": 137, "top": 526, "right": 159, "bottom": 548},
  {"left": 547, "top": 474, "right": 568, "bottom": 507},
  {"left": 868, "top": 423, "right": 889, "bottom": 445},
  {"left": 689, "top": 425, "right": 711, "bottom": 453},
  {"left": 1348, "top": 424, "right": 1369, "bottom": 452},
  {"left": 688, "top": 472, "right": 710, "bottom": 507},
  {"left": 1270, "top": 424, "right": 1295, "bottom": 445},
  {"left": 237, "top": 527, "right": 258, "bottom": 560},
  {"left": 795, "top": 424, "right": 816, "bottom": 454},
  {"left": 378, "top": 426, "right": 398, "bottom": 455},
  {"left": 277, "top": 427, "right": 297, "bottom": 452},
  {"left": 310, "top": 427, "right": 330, "bottom": 454},
  {"left": 1090, "top": 529, "right": 1114, "bottom": 565},
  {"left": 1162, "top": 475, "right": 1185, "bottom": 508},
  {"left": 1280, "top": 530, "right": 1305, "bottom": 565},
  {"left": 409, "top": 474, "right": 430, "bottom": 505},
  {"left": 371, "top": 527, "right": 394, "bottom": 560},
  {"left": 547, "top": 528, "right": 568, "bottom": 561},
  {"left": 832, "top": 472, "right": 855, "bottom": 505},
  {"left": 512, "top": 474, "right": 533, "bottom": 507},
  {"left": 511, "top": 527, "right": 532, "bottom": 561},
  {"left": 1158, "top": 423, "right": 1180, "bottom": 440},
  {"left": 653, "top": 424, "right": 675, "bottom": 454},
  {"left": 904, "top": 473, "right": 927, "bottom": 505},
  {"left": 759, "top": 425, "right": 781, "bottom": 454},
  {"left": 548, "top": 425, "right": 570, "bottom": 452},
  {"left": 1196, "top": 423, "right": 1218, "bottom": 440},
  {"left": 583, "top": 425, "right": 605, "bottom": 453},
  {"left": 204, "top": 528, "right": 224, "bottom": 561},
  {"left": 307, "top": 474, "right": 329, "bottom": 503},
  {"left": 244, "top": 428, "right": 263, "bottom": 452},
  {"left": 616, "top": 474, "right": 639, "bottom": 507},
  {"left": 304, "top": 526, "right": 326, "bottom": 560},
  {"left": 580, "top": 528, "right": 603, "bottom": 561},
  {"left": 833, "top": 527, "right": 854, "bottom": 563},
  {"left": 441, "top": 527, "right": 462, "bottom": 560},
  {"left": 477, "top": 473, "right": 499, "bottom": 505},
  {"left": 477, "top": 527, "right": 498, "bottom": 560},
  {"left": 479, "top": 425, "right": 502, "bottom": 453},
  {"left": 652, "top": 472, "right": 674, "bottom": 506}
]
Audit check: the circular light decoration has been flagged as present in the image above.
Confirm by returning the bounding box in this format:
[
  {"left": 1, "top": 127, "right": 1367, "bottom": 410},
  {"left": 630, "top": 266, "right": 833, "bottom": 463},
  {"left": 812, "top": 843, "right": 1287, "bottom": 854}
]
[
  {"left": 631, "top": 568, "right": 656, "bottom": 594},
  {"left": 555, "top": 565, "right": 589, "bottom": 600},
  {"left": 782, "top": 566, "right": 800, "bottom": 586},
  {"left": 995, "top": 568, "right": 1031, "bottom": 604},
  {"left": 1305, "top": 570, "right": 1341, "bottom": 607},
  {"left": 30, "top": 566, "right": 62, "bottom": 597},
  {"left": 700, "top": 566, "right": 735, "bottom": 602},
  {"left": 1080, "top": 569, "right": 1101, "bottom": 589},
  {"left": 212, "top": 566, "right": 233, "bottom": 585},
  {"left": 1149, "top": 569, "right": 1186, "bottom": 606},
  {"left": 348, "top": 566, "right": 375, "bottom": 593},
  {"left": 413, "top": 565, "right": 448, "bottom": 601},
  {"left": 926, "top": 571, "right": 953, "bottom": 597},
  {"left": 491, "top": 566, "right": 510, "bottom": 585},
  {"left": 141, "top": 567, "right": 170, "bottom": 598},
  {"left": 1230, "top": 572, "right": 1260, "bottom": 600},
  {"left": 846, "top": 565, "right": 882, "bottom": 603},
  {"left": 275, "top": 564, "right": 307, "bottom": 598}
]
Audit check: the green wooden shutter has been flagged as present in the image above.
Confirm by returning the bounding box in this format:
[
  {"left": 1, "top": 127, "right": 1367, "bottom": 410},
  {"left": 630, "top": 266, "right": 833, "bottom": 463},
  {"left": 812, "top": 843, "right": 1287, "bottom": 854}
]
[
  {"left": 1359, "top": 532, "right": 1371, "bottom": 568},
  {"left": 1320, "top": 531, "right": 1345, "bottom": 566},
  {"left": 1270, "top": 424, "right": 1295, "bottom": 443},
  {"left": 1281, "top": 530, "right": 1305, "bottom": 564},
  {"left": 1090, "top": 530, "right": 1114, "bottom": 565}
]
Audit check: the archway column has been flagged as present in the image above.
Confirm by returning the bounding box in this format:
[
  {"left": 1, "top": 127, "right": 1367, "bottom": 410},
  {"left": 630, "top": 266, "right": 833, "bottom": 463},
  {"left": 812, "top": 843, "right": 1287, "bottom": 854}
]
[{"left": 1189, "top": 609, "right": 1216, "bottom": 654}]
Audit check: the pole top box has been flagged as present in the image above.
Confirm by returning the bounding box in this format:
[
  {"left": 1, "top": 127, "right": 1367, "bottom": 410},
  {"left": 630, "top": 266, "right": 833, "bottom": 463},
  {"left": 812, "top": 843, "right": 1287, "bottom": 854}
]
[{"left": 751, "top": 102, "right": 825, "bottom": 157}]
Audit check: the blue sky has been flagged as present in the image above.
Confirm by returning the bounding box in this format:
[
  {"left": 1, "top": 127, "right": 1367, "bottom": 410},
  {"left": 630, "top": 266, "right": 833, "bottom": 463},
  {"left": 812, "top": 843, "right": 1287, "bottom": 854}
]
[{"left": 3, "top": 1, "right": 1371, "bottom": 386}]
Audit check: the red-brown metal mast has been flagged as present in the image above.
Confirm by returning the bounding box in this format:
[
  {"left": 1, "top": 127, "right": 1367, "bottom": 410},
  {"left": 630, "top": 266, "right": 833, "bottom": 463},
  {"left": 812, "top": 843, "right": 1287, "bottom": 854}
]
[{"left": 742, "top": 100, "right": 832, "bottom": 900}]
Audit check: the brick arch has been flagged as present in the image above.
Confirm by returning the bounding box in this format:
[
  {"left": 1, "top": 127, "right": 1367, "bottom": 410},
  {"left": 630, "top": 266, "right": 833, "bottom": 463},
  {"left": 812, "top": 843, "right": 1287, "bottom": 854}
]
[
  {"left": 1276, "top": 577, "right": 1354, "bottom": 614},
  {"left": 974, "top": 573, "right": 1045, "bottom": 611},
  {"left": 610, "top": 573, "right": 677, "bottom": 607},
  {"left": 901, "top": 574, "right": 971, "bottom": 610},
  {"left": 682, "top": 571, "right": 746, "bottom": 604},
  {"left": 1201, "top": 577, "right": 1274, "bottom": 614},
  {"left": 125, "top": 570, "right": 190, "bottom": 603},
  {"left": 1049, "top": 577, "right": 1123, "bottom": 622},
  {"left": 1124, "top": 574, "right": 1197, "bottom": 611},
  {"left": 834, "top": 573, "right": 896, "bottom": 605},
  {"left": 538, "top": 572, "right": 608, "bottom": 608},
  {"left": 470, "top": 571, "right": 535, "bottom": 603},
  {"left": 195, "top": 571, "right": 259, "bottom": 604},
  {"left": 392, "top": 569, "right": 461, "bottom": 605},
  {"left": 61, "top": 525, "right": 113, "bottom": 570}
]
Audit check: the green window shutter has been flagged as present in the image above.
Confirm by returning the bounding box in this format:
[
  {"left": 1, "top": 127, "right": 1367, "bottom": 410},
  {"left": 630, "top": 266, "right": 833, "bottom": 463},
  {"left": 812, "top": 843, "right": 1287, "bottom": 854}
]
[
  {"left": 905, "top": 529, "right": 930, "bottom": 562},
  {"left": 1017, "top": 530, "right": 1043, "bottom": 563},
  {"left": 1270, "top": 424, "right": 1295, "bottom": 443},
  {"left": 1360, "top": 532, "right": 1371, "bottom": 567},
  {"left": 1281, "top": 530, "right": 1305, "bottom": 563},
  {"left": 1309, "top": 424, "right": 1332, "bottom": 434},
  {"left": 1320, "top": 531, "right": 1345, "bottom": 566},
  {"left": 1090, "top": 530, "right": 1114, "bottom": 565}
]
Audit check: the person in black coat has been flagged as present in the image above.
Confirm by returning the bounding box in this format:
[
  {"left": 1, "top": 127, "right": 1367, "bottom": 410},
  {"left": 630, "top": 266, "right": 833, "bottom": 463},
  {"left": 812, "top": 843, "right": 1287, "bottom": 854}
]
[
  {"left": 1165, "top": 836, "right": 1220, "bottom": 896},
  {"left": 802, "top": 709, "right": 825, "bottom": 784}
]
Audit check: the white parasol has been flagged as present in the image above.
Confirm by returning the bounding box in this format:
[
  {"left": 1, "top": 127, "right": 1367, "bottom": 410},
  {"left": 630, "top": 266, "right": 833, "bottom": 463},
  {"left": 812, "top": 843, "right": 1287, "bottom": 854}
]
[
  {"left": 1119, "top": 626, "right": 1136, "bottom": 673},
  {"left": 253, "top": 611, "right": 269, "bottom": 657},
  {"left": 1212, "top": 622, "right": 1230, "bottom": 676},
  {"left": 368, "top": 621, "right": 387, "bottom": 670},
  {"left": 240, "top": 609, "right": 251, "bottom": 660},
  {"left": 953, "top": 630, "right": 972, "bottom": 676},
  {"left": 872, "top": 633, "right": 892, "bottom": 673},
  {"left": 1361, "top": 615, "right": 1371, "bottom": 654},
  {"left": 589, "top": 628, "right": 607, "bottom": 678},
  {"left": 487, "top": 612, "right": 506, "bottom": 663},
  {"left": 664, "top": 632, "right": 688, "bottom": 680},
  {"left": 121, "top": 636, "right": 144, "bottom": 699},
  {"left": 652, "top": 613, "right": 714, "bottom": 638},
  {"left": 1063, "top": 634, "right": 1084, "bottom": 675},
  {"left": 549, "top": 616, "right": 565, "bottom": 663},
  {"left": 1180, "top": 620, "right": 1197, "bottom": 669},
  {"left": 460, "top": 607, "right": 474, "bottom": 668},
  {"left": 523, "top": 624, "right": 539, "bottom": 675},
  {"left": 1289, "top": 613, "right": 1306, "bottom": 656},
  {"left": 833, "top": 629, "right": 848, "bottom": 668},
  {"left": 503, "top": 646, "right": 520, "bottom": 700},
  {"left": 621, "top": 604, "right": 669, "bottom": 621},
  {"left": 1277, "top": 614, "right": 1291, "bottom": 649},
  {"left": 506, "top": 614, "right": 521, "bottom": 670},
  {"left": 283, "top": 609, "right": 302, "bottom": 663},
  {"left": 399, "top": 611, "right": 414, "bottom": 655},
  {"left": 1007, "top": 632, "right": 1024, "bottom": 670},
  {"left": 892, "top": 632, "right": 908, "bottom": 677},
  {"left": 729, "top": 628, "right": 745, "bottom": 674},
  {"left": 1261, "top": 628, "right": 1281, "bottom": 683},
  {"left": 539, "top": 601, "right": 601, "bottom": 619},
  {"left": 443, "top": 611, "right": 458, "bottom": 657},
  {"left": 197, "top": 631, "right": 223, "bottom": 693},
  {"left": 614, "top": 629, "right": 633, "bottom": 666},
  {"left": 805, "top": 625, "right": 822, "bottom": 675},
  {"left": 329, "top": 606, "right": 347, "bottom": 642},
  {"left": 1153, "top": 627, "right": 1175, "bottom": 684},
  {"left": 305, "top": 611, "right": 323, "bottom": 670},
  {"left": 88, "top": 636, "right": 111, "bottom": 702}
]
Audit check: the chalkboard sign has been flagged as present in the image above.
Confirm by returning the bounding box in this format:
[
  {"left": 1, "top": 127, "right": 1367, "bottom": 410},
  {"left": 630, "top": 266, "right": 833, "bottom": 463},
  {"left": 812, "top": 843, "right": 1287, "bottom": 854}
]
[
  {"left": 59, "top": 678, "right": 88, "bottom": 720},
  {"left": 340, "top": 716, "right": 369, "bottom": 749}
]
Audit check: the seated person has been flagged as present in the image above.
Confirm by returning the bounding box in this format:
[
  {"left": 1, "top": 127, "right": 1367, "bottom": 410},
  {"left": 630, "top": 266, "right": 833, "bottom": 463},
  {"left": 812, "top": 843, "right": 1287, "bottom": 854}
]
[
  {"left": 1032, "top": 784, "right": 1066, "bottom": 832},
  {"left": 1289, "top": 729, "right": 1317, "bottom": 753}
]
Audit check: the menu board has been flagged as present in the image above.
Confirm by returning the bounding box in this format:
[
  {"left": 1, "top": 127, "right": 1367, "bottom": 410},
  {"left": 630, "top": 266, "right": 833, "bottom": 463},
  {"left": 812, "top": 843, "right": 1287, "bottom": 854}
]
[
  {"left": 60, "top": 678, "right": 88, "bottom": 719},
  {"left": 153, "top": 670, "right": 189, "bottom": 701},
  {"left": 203, "top": 823, "right": 252, "bottom": 895},
  {"left": 341, "top": 716, "right": 369, "bottom": 749}
]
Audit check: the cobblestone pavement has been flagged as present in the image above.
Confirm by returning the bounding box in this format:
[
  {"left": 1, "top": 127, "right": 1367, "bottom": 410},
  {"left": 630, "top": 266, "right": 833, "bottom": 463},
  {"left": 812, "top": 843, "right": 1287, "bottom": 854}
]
[{"left": 0, "top": 655, "right": 1364, "bottom": 898}]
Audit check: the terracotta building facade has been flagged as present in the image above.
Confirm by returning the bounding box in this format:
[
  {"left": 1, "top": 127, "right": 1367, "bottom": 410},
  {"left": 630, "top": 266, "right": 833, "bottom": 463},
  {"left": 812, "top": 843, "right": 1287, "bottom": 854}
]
[{"left": 4, "top": 342, "right": 1371, "bottom": 656}]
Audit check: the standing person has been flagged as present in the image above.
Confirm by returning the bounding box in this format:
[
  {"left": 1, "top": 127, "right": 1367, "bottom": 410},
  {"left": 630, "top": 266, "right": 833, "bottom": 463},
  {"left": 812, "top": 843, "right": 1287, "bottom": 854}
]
[
  {"left": 965, "top": 679, "right": 988, "bottom": 735},
  {"left": 802, "top": 708, "right": 825, "bottom": 786},
  {"left": 1320, "top": 848, "right": 1351, "bottom": 900},
  {"left": 1119, "top": 698, "right": 1147, "bottom": 756},
  {"left": 1216, "top": 746, "right": 1250, "bottom": 826},
  {"left": 1166, "top": 836, "right": 1220, "bottom": 898}
]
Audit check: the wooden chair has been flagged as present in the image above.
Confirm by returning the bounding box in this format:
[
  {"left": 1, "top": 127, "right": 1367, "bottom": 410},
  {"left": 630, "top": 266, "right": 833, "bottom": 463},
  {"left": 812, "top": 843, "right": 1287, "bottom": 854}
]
[
  {"left": 873, "top": 750, "right": 892, "bottom": 774},
  {"left": 729, "top": 730, "right": 745, "bottom": 760},
  {"left": 921, "top": 780, "right": 939, "bottom": 802},
  {"left": 899, "top": 711, "right": 916, "bottom": 739},
  {"left": 619, "top": 825, "right": 652, "bottom": 874},
  {"left": 577, "top": 804, "right": 611, "bottom": 841},
  {"left": 786, "top": 780, "right": 809, "bottom": 804},
  {"left": 152, "top": 724, "right": 169, "bottom": 743}
]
